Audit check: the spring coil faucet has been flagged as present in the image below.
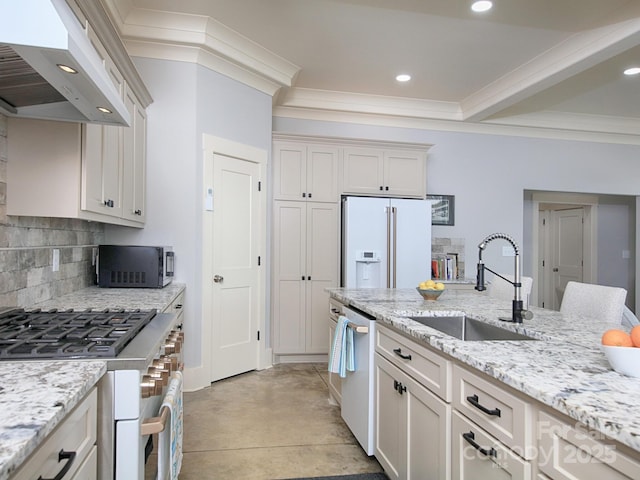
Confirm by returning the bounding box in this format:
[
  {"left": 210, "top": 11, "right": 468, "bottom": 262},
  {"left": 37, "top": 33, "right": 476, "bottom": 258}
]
[{"left": 475, "top": 233, "right": 532, "bottom": 323}]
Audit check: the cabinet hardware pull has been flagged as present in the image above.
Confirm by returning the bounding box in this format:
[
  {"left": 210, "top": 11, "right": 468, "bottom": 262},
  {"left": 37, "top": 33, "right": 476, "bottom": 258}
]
[
  {"left": 308, "top": 276, "right": 311, "bottom": 280},
  {"left": 308, "top": 192, "right": 312, "bottom": 198},
  {"left": 302, "top": 192, "right": 306, "bottom": 198},
  {"left": 466, "top": 394, "right": 501, "bottom": 417},
  {"left": 379, "top": 186, "right": 384, "bottom": 190},
  {"left": 135, "top": 209, "right": 142, "bottom": 215},
  {"left": 393, "top": 380, "right": 406, "bottom": 394},
  {"left": 104, "top": 199, "right": 114, "bottom": 207},
  {"left": 38, "top": 449, "right": 77, "bottom": 480},
  {"left": 393, "top": 347, "right": 412, "bottom": 360},
  {"left": 385, "top": 186, "right": 389, "bottom": 191},
  {"left": 213, "top": 275, "right": 224, "bottom": 283},
  {"left": 462, "top": 431, "right": 497, "bottom": 458},
  {"left": 302, "top": 276, "right": 305, "bottom": 281},
  {"left": 331, "top": 308, "right": 340, "bottom": 314}
]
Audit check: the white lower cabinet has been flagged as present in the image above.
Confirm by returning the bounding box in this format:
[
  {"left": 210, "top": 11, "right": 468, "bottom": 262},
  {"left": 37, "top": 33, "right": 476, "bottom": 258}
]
[
  {"left": 537, "top": 411, "right": 640, "bottom": 479},
  {"left": 452, "top": 410, "right": 531, "bottom": 480},
  {"left": 12, "top": 388, "right": 98, "bottom": 480},
  {"left": 375, "top": 353, "right": 451, "bottom": 480}
]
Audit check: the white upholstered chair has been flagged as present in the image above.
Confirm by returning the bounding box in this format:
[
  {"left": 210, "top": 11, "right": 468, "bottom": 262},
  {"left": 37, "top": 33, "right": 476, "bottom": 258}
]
[
  {"left": 559, "top": 281, "right": 627, "bottom": 324},
  {"left": 487, "top": 274, "right": 533, "bottom": 306},
  {"left": 622, "top": 305, "right": 640, "bottom": 327}
]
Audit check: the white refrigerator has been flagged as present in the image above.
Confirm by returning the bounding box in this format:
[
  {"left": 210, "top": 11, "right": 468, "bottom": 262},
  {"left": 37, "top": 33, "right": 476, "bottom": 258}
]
[{"left": 342, "top": 196, "right": 432, "bottom": 288}]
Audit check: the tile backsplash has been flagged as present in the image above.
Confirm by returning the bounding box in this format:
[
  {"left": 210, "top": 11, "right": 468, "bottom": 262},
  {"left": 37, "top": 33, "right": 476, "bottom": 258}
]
[{"left": 0, "top": 113, "right": 104, "bottom": 307}]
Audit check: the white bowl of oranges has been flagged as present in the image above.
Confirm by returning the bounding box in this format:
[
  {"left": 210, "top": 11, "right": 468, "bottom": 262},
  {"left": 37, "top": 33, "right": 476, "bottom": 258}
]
[
  {"left": 601, "top": 326, "right": 640, "bottom": 377},
  {"left": 417, "top": 280, "right": 445, "bottom": 301}
]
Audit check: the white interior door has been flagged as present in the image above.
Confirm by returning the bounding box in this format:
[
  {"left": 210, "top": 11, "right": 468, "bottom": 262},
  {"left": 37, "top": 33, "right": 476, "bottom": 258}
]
[
  {"left": 210, "top": 153, "right": 260, "bottom": 382},
  {"left": 551, "top": 207, "right": 585, "bottom": 309}
]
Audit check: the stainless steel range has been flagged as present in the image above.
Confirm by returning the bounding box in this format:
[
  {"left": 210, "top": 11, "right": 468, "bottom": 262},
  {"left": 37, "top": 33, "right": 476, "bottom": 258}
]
[{"left": 0, "top": 307, "right": 184, "bottom": 479}]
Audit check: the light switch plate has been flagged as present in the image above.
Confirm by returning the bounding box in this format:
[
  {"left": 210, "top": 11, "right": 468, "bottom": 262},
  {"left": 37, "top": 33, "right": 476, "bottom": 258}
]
[{"left": 52, "top": 248, "right": 60, "bottom": 272}]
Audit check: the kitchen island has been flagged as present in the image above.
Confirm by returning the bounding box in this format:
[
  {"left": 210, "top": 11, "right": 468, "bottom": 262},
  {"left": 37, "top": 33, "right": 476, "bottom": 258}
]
[
  {"left": 0, "top": 360, "right": 106, "bottom": 480},
  {"left": 329, "top": 287, "right": 640, "bottom": 476}
]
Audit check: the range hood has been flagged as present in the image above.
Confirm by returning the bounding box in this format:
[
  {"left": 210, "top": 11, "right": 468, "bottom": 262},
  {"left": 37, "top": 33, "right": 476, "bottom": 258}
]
[{"left": 0, "top": 0, "right": 130, "bottom": 126}]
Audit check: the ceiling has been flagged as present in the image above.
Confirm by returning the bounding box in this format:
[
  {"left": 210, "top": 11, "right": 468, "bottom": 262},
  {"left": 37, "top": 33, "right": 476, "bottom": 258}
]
[{"left": 106, "top": 0, "right": 640, "bottom": 137}]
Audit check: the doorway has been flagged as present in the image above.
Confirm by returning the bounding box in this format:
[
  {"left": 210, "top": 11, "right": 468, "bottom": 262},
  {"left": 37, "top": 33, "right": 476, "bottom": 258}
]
[
  {"left": 530, "top": 192, "right": 598, "bottom": 309},
  {"left": 202, "top": 135, "right": 269, "bottom": 384}
]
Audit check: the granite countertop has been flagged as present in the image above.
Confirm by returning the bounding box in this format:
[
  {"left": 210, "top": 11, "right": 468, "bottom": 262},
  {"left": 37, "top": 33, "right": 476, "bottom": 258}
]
[
  {"left": 0, "top": 361, "right": 106, "bottom": 480},
  {"left": 0, "top": 283, "right": 185, "bottom": 479},
  {"left": 328, "top": 287, "right": 640, "bottom": 454},
  {"left": 33, "top": 282, "right": 186, "bottom": 311}
]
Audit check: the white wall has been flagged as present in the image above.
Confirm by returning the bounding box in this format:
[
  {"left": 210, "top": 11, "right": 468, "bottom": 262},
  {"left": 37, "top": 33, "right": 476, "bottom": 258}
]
[{"left": 105, "top": 57, "right": 272, "bottom": 377}]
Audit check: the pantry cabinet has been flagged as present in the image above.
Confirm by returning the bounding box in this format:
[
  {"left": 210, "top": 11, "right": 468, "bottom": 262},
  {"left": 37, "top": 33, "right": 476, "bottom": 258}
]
[
  {"left": 272, "top": 201, "right": 339, "bottom": 357},
  {"left": 273, "top": 141, "right": 339, "bottom": 202},
  {"left": 342, "top": 147, "right": 427, "bottom": 198}
]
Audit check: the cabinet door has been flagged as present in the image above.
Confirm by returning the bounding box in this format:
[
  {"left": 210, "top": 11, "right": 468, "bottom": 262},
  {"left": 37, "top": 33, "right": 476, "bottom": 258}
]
[
  {"left": 307, "top": 145, "right": 339, "bottom": 202},
  {"left": 537, "top": 411, "right": 640, "bottom": 480},
  {"left": 342, "top": 147, "right": 384, "bottom": 195},
  {"left": 376, "top": 355, "right": 405, "bottom": 480},
  {"left": 121, "top": 86, "right": 147, "bottom": 223},
  {"left": 406, "top": 370, "right": 451, "bottom": 480},
  {"left": 384, "top": 150, "right": 426, "bottom": 198},
  {"left": 452, "top": 411, "right": 531, "bottom": 480},
  {"left": 81, "top": 123, "right": 122, "bottom": 217},
  {"left": 272, "top": 201, "right": 306, "bottom": 353},
  {"left": 305, "top": 203, "right": 339, "bottom": 352},
  {"left": 273, "top": 142, "right": 306, "bottom": 201}
]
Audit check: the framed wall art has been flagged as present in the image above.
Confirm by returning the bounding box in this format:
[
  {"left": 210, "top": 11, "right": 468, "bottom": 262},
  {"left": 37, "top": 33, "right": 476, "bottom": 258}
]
[{"left": 427, "top": 194, "right": 455, "bottom": 226}]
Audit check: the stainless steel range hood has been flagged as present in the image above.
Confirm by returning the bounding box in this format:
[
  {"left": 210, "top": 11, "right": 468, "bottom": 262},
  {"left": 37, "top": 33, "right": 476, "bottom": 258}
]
[{"left": 0, "top": 0, "right": 130, "bottom": 126}]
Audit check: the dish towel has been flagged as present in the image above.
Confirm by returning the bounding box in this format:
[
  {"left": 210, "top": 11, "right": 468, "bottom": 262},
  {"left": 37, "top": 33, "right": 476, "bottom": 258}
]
[
  {"left": 328, "top": 315, "right": 356, "bottom": 378},
  {"left": 157, "top": 371, "right": 183, "bottom": 480}
]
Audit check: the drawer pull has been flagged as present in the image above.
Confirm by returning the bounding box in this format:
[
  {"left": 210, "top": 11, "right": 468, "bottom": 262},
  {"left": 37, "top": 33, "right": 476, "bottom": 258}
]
[
  {"left": 467, "top": 394, "right": 501, "bottom": 417},
  {"left": 38, "top": 449, "right": 76, "bottom": 480},
  {"left": 393, "top": 347, "right": 412, "bottom": 360},
  {"left": 462, "top": 431, "right": 497, "bottom": 458}
]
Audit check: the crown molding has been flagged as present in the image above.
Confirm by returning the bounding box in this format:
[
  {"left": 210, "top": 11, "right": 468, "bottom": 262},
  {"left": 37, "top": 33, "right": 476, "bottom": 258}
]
[
  {"left": 102, "top": 1, "right": 299, "bottom": 96},
  {"left": 461, "top": 16, "right": 640, "bottom": 122},
  {"left": 273, "top": 106, "right": 640, "bottom": 146}
]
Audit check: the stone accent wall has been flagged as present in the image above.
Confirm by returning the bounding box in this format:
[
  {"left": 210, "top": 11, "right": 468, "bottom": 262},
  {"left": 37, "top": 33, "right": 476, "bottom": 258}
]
[
  {"left": 0, "top": 113, "right": 104, "bottom": 307},
  {"left": 432, "top": 237, "right": 466, "bottom": 279}
]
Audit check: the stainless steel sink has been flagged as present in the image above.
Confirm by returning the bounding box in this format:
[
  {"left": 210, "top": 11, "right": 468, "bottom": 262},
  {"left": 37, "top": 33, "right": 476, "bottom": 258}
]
[{"left": 409, "top": 315, "right": 538, "bottom": 341}]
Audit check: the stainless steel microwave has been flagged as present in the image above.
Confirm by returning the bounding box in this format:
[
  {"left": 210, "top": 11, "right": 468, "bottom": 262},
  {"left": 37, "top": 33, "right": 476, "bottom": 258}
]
[{"left": 98, "top": 245, "right": 174, "bottom": 288}]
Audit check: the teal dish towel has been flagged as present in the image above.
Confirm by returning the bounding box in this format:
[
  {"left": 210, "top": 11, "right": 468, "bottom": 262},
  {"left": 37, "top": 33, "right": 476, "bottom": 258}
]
[{"left": 329, "top": 315, "right": 356, "bottom": 378}]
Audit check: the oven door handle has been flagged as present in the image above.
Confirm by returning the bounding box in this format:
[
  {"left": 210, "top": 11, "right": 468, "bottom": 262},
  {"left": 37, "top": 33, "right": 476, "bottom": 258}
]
[{"left": 141, "top": 405, "right": 170, "bottom": 436}]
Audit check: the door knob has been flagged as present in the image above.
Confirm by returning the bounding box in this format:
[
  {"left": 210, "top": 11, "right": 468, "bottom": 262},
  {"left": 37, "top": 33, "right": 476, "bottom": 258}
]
[{"left": 213, "top": 275, "right": 224, "bottom": 283}]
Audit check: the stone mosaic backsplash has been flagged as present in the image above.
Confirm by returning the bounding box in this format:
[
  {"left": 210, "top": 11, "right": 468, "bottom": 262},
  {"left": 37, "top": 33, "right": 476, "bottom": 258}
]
[{"left": 0, "top": 113, "right": 104, "bottom": 307}]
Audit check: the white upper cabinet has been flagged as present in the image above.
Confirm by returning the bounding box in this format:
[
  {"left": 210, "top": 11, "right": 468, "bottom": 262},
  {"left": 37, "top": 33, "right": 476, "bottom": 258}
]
[
  {"left": 6, "top": 0, "right": 151, "bottom": 227},
  {"left": 273, "top": 141, "right": 339, "bottom": 202},
  {"left": 343, "top": 146, "right": 427, "bottom": 198}
]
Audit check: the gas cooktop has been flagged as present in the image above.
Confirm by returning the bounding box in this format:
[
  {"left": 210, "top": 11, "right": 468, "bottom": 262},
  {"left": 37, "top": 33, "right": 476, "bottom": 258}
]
[{"left": 0, "top": 308, "right": 158, "bottom": 360}]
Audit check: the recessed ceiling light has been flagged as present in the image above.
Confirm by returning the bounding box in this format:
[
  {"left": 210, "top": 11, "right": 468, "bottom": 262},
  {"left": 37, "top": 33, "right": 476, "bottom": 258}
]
[
  {"left": 57, "top": 64, "right": 77, "bottom": 74},
  {"left": 97, "top": 107, "right": 112, "bottom": 114},
  {"left": 624, "top": 67, "right": 640, "bottom": 76},
  {"left": 471, "top": 1, "right": 493, "bottom": 13},
  {"left": 396, "top": 74, "right": 411, "bottom": 82}
]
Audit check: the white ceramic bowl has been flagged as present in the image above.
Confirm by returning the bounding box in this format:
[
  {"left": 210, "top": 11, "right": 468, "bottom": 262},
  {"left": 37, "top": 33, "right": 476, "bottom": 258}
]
[
  {"left": 602, "top": 345, "right": 640, "bottom": 378},
  {"left": 416, "top": 287, "right": 444, "bottom": 301}
]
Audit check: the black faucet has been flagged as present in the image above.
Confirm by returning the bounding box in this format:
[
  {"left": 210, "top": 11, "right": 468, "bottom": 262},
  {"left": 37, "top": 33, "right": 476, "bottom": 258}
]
[{"left": 475, "top": 233, "right": 532, "bottom": 323}]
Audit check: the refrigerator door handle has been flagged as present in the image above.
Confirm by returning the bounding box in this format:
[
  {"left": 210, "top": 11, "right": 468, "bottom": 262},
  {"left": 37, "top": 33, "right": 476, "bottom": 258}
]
[
  {"left": 392, "top": 206, "right": 397, "bottom": 288},
  {"left": 386, "top": 206, "right": 392, "bottom": 288}
]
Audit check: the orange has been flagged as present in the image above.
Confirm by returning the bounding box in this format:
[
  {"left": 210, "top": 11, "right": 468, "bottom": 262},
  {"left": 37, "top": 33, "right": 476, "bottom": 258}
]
[
  {"left": 630, "top": 325, "right": 640, "bottom": 348},
  {"left": 601, "top": 329, "right": 633, "bottom": 347}
]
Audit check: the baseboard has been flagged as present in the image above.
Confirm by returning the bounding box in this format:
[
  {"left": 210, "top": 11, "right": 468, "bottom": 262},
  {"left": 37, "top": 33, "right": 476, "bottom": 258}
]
[{"left": 274, "top": 353, "right": 328, "bottom": 364}]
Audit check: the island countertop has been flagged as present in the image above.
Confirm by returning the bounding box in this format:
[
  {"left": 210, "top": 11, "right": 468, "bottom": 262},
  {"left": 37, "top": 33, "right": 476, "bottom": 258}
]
[
  {"left": 328, "top": 287, "right": 640, "bottom": 454},
  {"left": 0, "top": 360, "right": 106, "bottom": 480}
]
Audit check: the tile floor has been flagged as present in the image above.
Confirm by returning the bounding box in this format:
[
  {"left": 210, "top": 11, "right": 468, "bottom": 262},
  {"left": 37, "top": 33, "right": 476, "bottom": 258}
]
[{"left": 149, "top": 363, "right": 384, "bottom": 479}]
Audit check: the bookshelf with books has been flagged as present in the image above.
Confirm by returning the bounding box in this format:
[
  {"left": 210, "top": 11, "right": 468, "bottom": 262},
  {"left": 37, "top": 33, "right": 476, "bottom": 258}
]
[{"left": 432, "top": 253, "right": 459, "bottom": 281}]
